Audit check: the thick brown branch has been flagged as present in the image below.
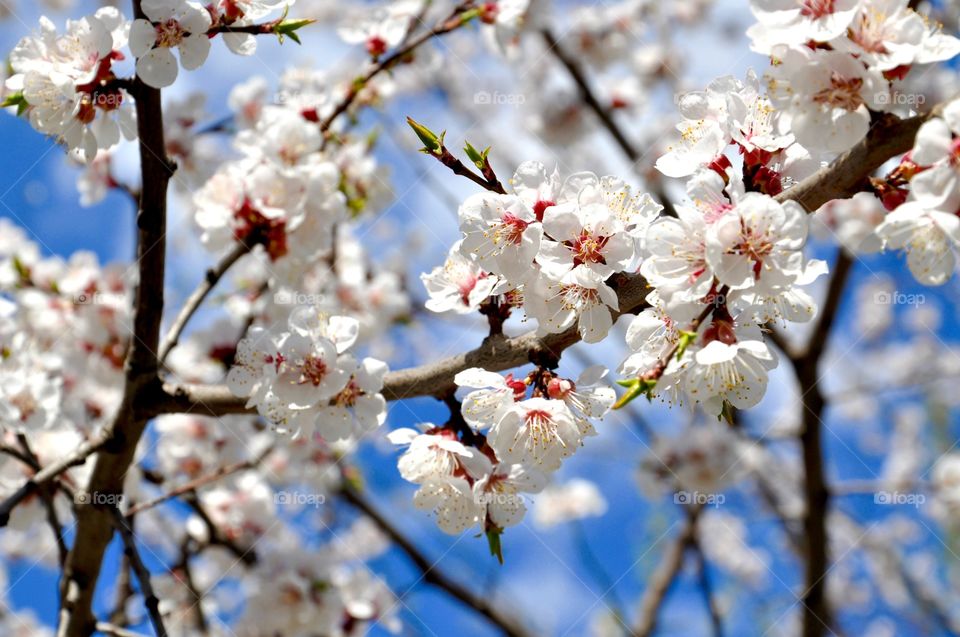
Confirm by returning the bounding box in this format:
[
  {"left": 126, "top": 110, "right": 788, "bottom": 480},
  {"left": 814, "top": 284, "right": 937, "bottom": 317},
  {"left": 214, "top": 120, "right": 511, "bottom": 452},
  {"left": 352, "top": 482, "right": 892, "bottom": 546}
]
[
  {"left": 340, "top": 484, "right": 532, "bottom": 637},
  {"left": 155, "top": 271, "right": 651, "bottom": 416},
  {"left": 774, "top": 111, "right": 935, "bottom": 212},
  {"left": 57, "top": 1, "right": 174, "bottom": 633}
]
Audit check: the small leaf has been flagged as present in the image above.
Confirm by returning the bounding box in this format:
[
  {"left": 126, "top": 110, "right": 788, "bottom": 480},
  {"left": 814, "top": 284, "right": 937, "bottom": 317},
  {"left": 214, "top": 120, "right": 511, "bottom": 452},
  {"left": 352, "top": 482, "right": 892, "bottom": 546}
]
[
  {"left": 1, "top": 91, "right": 27, "bottom": 116},
  {"left": 464, "top": 141, "right": 484, "bottom": 168},
  {"left": 273, "top": 15, "right": 315, "bottom": 45},
  {"left": 613, "top": 378, "right": 657, "bottom": 410},
  {"left": 675, "top": 330, "right": 697, "bottom": 361},
  {"left": 485, "top": 526, "right": 504, "bottom": 564}
]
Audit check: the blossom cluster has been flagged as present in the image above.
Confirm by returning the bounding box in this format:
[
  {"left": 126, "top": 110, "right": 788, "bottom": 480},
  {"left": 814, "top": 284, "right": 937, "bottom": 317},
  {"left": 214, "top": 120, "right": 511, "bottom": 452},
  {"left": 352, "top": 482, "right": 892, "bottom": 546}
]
[
  {"left": 226, "top": 309, "right": 388, "bottom": 441},
  {"left": 754, "top": 0, "right": 960, "bottom": 153},
  {"left": 389, "top": 365, "right": 614, "bottom": 537},
  {"left": 4, "top": 8, "right": 134, "bottom": 160},
  {"left": 423, "top": 161, "right": 662, "bottom": 343}
]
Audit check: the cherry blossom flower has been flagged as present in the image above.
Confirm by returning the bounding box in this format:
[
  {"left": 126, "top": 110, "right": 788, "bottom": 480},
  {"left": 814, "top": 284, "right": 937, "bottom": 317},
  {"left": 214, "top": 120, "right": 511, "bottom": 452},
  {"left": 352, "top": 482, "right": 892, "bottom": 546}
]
[
  {"left": 389, "top": 427, "right": 488, "bottom": 483},
  {"left": 544, "top": 365, "right": 615, "bottom": 436},
  {"left": 194, "top": 159, "right": 307, "bottom": 260},
  {"left": 876, "top": 199, "right": 960, "bottom": 285},
  {"left": 7, "top": 9, "right": 135, "bottom": 159},
  {"left": 748, "top": 0, "right": 861, "bottom": 52},
  {"left": 413, "top": 476, "right": 484, "bottom": 534},
  {"left": 537, "top": 193, "right": 635, "bottom": 280},
  {"left": 129, "top": 0, "right": 212, "bottom": 88},
  {"left": 337, "top": 0, "right": 422, "bottom": 59},
  {"left": 487, "top": 397, "right": 581, "bottom": 471},
  {"left": 768, "top": 47, "right": 887, "bottom": 153},
  {"left": 813, "top": 192, "right": 886, "bottom": 255},
  {"left": 473, "top": 462, "right": 546, "bottom": 528},
  {"left": 705, "top": 192, "right": 809, "bottom": 292},
  {"left": 421, "top": 241, "right": 503, "bottom": 314},
  {"left": 524, "top": 268, "right": 620, "bottom": 343},
  {"left": 458, "top": 191, "right": 543, "bottom": 283},
  {"left": 455, "top": 367, "right": 525, "bottom": 430},
  {"left": 309, "top": 356, "right": 388, "bottom": 441}
]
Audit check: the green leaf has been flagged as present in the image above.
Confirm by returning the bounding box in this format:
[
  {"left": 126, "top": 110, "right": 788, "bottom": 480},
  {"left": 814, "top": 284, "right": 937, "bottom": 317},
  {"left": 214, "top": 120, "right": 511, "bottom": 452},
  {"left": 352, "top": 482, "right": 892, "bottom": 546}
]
[
  {"left": 407, "top": 116, "right": 443, "bottom": 154},
  {"left": 675, "top": 330, "right": 697, "bottom": 361},
  {"left": 463, "top": 141, "right": 484, "bottom": 168},
  {"left": 273, "top": 15, "right": 315, "bottom": 45},
  {"left": 2, "top": 91, "right": 27, "bottom": 116},
  {"left": 485, "top": 526, "right": 504, "bottom": 564},
  {"left": 613, "top": 378, "right": 657, "bottom": 410}
]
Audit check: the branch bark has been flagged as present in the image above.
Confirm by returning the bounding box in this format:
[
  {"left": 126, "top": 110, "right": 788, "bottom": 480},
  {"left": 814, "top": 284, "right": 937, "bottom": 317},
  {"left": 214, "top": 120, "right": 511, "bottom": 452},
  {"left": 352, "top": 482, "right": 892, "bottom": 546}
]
[
  {"left": 57, "top": 2, "right": 173, "bottom": 632},
  {"left": 155, "top": 271, "right": 652, "bottom": 416},
  {"left": 787, "top": 250, "right": 853, "bottom": 637}
]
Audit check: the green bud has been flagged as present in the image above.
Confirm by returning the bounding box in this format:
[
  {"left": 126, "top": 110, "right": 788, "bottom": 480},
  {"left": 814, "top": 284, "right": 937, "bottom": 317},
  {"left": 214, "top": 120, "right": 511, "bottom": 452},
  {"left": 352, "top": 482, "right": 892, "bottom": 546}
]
[{"left": 407, "top": 116, "right": 443, "bottom": 154}]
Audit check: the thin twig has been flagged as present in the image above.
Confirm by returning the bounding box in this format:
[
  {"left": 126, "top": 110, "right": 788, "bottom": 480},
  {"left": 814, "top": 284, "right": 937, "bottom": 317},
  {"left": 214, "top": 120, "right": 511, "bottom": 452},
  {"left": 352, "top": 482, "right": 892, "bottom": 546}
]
[
  {"left": 125, "top": 446, "right": 273, "bottom": 517},
  {"left": 109, "top": 507, "right": 169, "bottom": 637},
  {"left": 340, "top": 484, "right": 533, "bottom": 637},
  {"left": 158, "top": 241, "right": 252, "bottom": 364},
  {"left": 632, "top": 506, "right": 701, "bottom": 637},
  {"left": 15, "top": 434, "right": 69, "bottom": 566}
]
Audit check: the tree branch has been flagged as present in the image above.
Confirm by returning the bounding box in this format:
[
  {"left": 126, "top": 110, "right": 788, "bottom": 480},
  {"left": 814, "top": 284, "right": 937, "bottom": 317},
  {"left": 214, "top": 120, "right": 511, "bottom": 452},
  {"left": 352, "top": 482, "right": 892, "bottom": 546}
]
[
  {"left": 158, "top": 241, "right": 251, "bottom": 365},
  {"left": 108, "top": 507, "right": 168, "bottom": 637},
  {"left": 632, "top": 506, "right": 700, "bottom": 637},
  {"left": 125, "top": 446, "right": 273, "bottom": 518},
  {"left": 57, "top": 1, "right": 174, "bottom": 633},
  {"left": 340, "top": 484, "right": 533, "bottom": 637},
  {"left": 155, "top": 271, "right": 652, "bottom": 416},
  {"left": 783, "top": 249, "right": 853, "bottom": 637}
]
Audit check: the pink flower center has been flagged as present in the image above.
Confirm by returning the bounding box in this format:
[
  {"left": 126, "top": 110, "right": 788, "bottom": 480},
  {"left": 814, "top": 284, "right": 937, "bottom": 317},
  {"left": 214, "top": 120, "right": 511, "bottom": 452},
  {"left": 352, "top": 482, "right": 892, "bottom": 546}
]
[
  {"left": 730, "top": 220, "right": 774, "bottom": 280},
  {"left": 155, "top": 19, "right": 188, "bottom": 48},
  {"left": 334, "top": 378, "right": 363, "bottom": 407},
  {"left": 569, "top": 231, "right": 609, "bottom": 267},
  {"left": 300, "top": 355, "right": 328, "bottom": 386},
  {"left": 493, "top": 213, "right": 529, "bottom": 245},
  {"left": 813, "top": 73, "right": 865, "bottom": 111},
  {"left": 233, "top": 198, "right": 288, "bottom": 261},
  {"left": 532, "top": 199, "right": 555, "bottom": 222},
  {"left": 799, "top": 0, "right": 835, "bottom": 19}
]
